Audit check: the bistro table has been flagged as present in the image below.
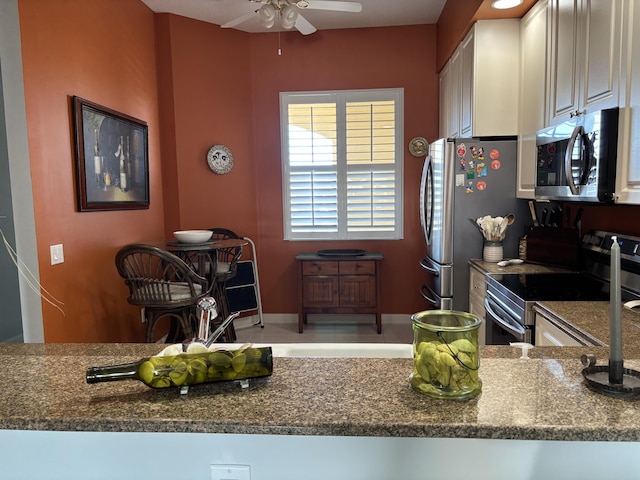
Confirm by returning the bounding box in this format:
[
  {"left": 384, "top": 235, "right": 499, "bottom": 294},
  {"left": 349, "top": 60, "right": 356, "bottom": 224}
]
[{"left": 167, "top": 238, "right": 249, "bottom": 341}]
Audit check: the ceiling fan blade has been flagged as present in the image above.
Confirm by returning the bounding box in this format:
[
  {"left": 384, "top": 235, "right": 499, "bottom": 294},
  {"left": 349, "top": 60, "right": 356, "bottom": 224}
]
[
  {"left": 295, "top": 14, "right": 317, "bottom": 35},
  {"left": 221, "top": 11, "right": 257, "bottom": 29},
  {"left": 301, "top": 1, "right": 363, "bottom": 13}
]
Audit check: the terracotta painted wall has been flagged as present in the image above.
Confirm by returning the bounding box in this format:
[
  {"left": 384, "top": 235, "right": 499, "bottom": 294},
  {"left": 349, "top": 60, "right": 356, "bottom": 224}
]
[
  {"left": 248, "top": 26, "right": 438, "bottom": 315},
  {"left": 18, "top": 0, "right": 165, "bottom": 342},
  {"left": 158, "top": 21, "right": 438, "bottom": 317}
]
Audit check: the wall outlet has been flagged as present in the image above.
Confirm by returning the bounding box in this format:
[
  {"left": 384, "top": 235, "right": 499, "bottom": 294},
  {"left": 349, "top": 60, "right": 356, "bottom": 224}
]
[
  {"left": 210, "top": 464, "right": 251, "bottom": 480},
  {"left": 50, "top": 244, "right": 64, "bottom": 265}
]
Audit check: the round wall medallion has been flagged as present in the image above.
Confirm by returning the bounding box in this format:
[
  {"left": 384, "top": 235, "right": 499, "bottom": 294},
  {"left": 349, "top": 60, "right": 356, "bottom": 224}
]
[
  {"left": 207, "top": 144, "right": 234, "bottom": 174},
  {"left": 409, "top": 137, "right": 428, "bottom": 157}
]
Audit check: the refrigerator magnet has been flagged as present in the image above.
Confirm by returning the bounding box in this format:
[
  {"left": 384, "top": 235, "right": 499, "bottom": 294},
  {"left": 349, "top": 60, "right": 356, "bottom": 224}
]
[
  {"left": 456, "top": 174, "right": 465, "bottom": 187},
  {"left": 491, "top": 159, "right": 501, "bottom": 170},
  {"left": 490, "top": 149, "right": 500, "bottom": 160},
  {"left": 466, "top": 182, "right": 474, "bottom": 193},
  {"left": 457, "top": 144, "right": 467, "bottom": 157},
  {"left": 476, "top": 181, "right": 487, "bottom": 191}
]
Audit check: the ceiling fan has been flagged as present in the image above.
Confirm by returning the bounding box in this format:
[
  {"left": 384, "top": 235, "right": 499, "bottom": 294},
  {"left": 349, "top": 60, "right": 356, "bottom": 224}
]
[{"left": 221, "top": 0, "right": 363, "bottom": 36}]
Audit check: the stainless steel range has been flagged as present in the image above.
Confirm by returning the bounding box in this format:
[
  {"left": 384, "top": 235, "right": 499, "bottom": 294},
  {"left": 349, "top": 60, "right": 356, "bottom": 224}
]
[{"left": 484, "top": 230, "right": 640, "bottom": 345}]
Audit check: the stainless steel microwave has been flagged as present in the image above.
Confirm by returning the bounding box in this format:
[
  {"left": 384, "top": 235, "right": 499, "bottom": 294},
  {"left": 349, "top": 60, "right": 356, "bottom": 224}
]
[{"left": 535, "top": 107, "right": 619, "bottom": 203}]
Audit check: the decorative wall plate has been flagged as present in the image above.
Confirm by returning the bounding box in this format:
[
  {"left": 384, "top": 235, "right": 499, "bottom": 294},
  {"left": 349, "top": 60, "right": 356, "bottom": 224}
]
[
  {"left": 207, "top": 144, "right": 234, "bottom": 174},
  {"left": 409, "top": 136, "right": 428, "bottom": 157}
]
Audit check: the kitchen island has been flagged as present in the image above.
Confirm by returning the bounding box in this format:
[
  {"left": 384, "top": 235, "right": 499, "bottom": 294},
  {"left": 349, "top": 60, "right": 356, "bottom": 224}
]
[{"left": 2, "top": 342, "right": 640, "bottom": 479}]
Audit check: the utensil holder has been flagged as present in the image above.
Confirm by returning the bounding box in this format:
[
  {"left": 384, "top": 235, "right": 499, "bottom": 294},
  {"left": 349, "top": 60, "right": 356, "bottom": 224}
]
[{"left": 483, "top": 241, "right": 503, "bottom": 263}]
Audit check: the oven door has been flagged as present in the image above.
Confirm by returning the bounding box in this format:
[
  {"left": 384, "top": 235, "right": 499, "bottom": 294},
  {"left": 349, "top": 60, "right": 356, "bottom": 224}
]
[{"left": 484, "top": 291, "right": 532, "bottom": 345}]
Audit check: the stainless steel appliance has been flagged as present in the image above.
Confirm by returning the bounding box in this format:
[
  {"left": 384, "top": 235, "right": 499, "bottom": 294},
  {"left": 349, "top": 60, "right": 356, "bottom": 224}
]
[
  {"left": 535, "top": 107, "right": 619, "bottom": 203},
  {"left": 485, "top": 230, "right": 640, "bottom": 345},
  {"left": 419, "top": 137, "right": 529, "bottom": 310}
]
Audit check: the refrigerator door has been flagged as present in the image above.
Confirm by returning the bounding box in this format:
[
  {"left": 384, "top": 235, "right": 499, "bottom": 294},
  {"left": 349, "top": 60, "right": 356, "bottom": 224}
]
[{"left": 423, "top": 138, "right": 453, "bottom": 264}]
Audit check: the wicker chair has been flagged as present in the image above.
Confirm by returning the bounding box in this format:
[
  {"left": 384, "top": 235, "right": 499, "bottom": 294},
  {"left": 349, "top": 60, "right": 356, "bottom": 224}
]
[{"left": 115, "top": 244, "right": 210, "bottom": 343}]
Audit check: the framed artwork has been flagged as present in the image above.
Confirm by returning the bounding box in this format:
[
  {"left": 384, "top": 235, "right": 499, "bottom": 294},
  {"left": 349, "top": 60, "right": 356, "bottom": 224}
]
[{"left": 73, "top": 96, "right": 149, "bottom": 211}]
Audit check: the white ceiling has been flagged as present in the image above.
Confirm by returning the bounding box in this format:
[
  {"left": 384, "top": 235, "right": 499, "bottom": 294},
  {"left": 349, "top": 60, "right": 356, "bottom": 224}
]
[{"left": 140, "top": 0, "right": 448, "bottom": 34}]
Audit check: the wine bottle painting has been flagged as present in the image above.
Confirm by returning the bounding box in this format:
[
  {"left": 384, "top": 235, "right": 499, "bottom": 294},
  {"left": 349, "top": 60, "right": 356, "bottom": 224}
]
[{"left": 73, "top": 96, "right": 149, "bottom": 211}]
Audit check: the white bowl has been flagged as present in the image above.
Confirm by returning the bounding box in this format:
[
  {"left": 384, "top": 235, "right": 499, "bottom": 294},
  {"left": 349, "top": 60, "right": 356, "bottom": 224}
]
[{"left": 173, "top": 230, "right": 213, "bottom": 244}]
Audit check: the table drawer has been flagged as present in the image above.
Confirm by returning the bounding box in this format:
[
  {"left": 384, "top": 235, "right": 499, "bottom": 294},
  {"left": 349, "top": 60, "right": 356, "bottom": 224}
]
[
  {"left": 302, "top": 261, "right": 339, "bottom": 276},
  {"left": 339, "top": 261, "right": 375, "bottom": 275}
]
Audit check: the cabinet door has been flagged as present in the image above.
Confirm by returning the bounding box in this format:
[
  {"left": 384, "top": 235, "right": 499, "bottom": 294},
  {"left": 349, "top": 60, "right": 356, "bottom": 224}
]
[
  {"left": 448, "top": 49, "right": 462, "bottom": 138},
  {"left": 534, "top": 313, "right": 583, "bottom": 346},
  {"left": 302, "top": 276, "right": 339, "bottom": 308},
  {"left": 547, "top": 0, "right": 580, "bottom": 123},
  {"left": 459, "top": 29, "right": 474, "bottom": 138},
  {"left": 339, "top": 275, "right": 376, "bottom": 308},
  {"left": 548, "top": 0, "right": 622, "bottom": 124},
  {"left": 580, "top": 0, "right": 622, "bottom": 114},
  {"left": 439, "top": 60, "right": 451, "bottom": 138},
  {"left": 615, "top": 0, "right": 640, "bottom": 204},
  {"left": 518, "top": 0, "right": 548, "bottom": 199}
]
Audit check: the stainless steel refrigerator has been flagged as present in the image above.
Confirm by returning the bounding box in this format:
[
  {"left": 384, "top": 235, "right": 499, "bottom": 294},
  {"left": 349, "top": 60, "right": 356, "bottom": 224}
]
[{"left": 419, "top": 137, "right": 529, "bottom": 310}]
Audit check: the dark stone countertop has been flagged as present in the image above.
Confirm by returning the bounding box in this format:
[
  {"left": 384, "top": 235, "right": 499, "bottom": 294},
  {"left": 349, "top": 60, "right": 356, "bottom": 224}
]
[{"left": 1, "top": 342, "right": 640, "bottom": 441}]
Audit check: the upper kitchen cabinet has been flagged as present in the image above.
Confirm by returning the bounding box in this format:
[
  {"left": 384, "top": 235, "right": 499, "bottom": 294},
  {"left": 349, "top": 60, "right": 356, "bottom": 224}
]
[
  {"left": 517, "top": 0, "right": 548, "bottom": 199},
  {"left": 547, "top": 0, "right": 623, "bottom": 125},
  {"left": 439, "top": 19, "right": 520, "bottom": 139},
  {"left": 614, "top": 0, "right": 640, "bottom": 204}
]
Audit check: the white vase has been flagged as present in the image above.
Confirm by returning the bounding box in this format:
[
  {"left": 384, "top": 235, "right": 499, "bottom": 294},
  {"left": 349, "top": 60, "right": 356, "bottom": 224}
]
[{"left": 483, "top": 241, "right": 504, "bottom": 263}]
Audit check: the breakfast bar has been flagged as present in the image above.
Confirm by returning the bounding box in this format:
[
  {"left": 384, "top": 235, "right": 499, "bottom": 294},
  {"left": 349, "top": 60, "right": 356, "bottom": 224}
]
[{"left": 2, "top": 342, "right": 640, "bottom": 479}]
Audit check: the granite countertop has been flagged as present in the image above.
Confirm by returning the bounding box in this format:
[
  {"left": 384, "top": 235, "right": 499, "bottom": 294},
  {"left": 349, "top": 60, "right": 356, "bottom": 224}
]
[{"left": 1, "top": 343, "right": 640, "bottom": 441}]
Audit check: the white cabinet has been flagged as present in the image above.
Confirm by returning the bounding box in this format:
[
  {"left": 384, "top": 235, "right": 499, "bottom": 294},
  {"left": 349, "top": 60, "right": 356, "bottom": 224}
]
[
  {"left": 468, "top": 264, "right": 486, "bottom": 346},
  {"left": 517, "top": 0, "right": 548, "bottom": 199},
  {"left": 614, "top": 0, "right": 640, "bottom": 204},
  {"left": 439, "top": 20, "right": 520, "bottom": 138},
  {"left": 546, "top": 0, "right": 623, "bottom": 125},
  {"left": 534, "top": 308, "right": 592, "bottom": 346}
]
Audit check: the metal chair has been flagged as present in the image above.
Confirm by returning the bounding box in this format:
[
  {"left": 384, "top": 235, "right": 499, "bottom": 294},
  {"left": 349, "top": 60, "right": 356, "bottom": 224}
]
[
  {"left": 115, "top": 244, "right": 210, "bottom": 343},
  {"left": 208, "top": 228, "right": 243, "bottom": 341}
]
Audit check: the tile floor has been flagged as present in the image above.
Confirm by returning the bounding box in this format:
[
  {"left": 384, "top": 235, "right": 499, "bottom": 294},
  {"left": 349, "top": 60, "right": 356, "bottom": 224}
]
[{"left": 233, "top": 315, "right": 414, "bottom": 345}]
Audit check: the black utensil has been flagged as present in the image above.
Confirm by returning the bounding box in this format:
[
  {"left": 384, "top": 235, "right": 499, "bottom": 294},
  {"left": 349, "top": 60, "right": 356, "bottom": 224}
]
[
  {"left": 573, "top": 207, "right": 583, "bottom": 229},
  {"left": 541, "top": 208, "right": 549, "bottom": 226}
]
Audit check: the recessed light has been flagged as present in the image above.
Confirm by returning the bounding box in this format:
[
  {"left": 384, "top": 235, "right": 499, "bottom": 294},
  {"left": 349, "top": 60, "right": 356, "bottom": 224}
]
[{"left": 491, "top": 0, "right": 523, "bottom": 9}]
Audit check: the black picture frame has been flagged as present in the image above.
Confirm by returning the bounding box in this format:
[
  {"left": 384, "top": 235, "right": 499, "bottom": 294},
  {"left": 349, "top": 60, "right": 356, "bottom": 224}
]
[{"left": 73, "top": 96, "right": 149, "bottom": 211}]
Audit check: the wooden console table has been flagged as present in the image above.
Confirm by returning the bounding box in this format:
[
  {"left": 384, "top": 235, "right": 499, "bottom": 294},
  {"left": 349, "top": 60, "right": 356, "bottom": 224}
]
[{"left": 296, "top": 252, "right": 384, "bottom": 334}]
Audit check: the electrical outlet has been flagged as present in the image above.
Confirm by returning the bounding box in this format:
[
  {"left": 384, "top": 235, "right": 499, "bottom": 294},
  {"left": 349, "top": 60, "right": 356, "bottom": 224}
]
[
  {"left": 50, "top": 244, "right": 64, "bottom": 265},
  {"left": 210, "top": 464, "right": 251, "bottom": 480}
]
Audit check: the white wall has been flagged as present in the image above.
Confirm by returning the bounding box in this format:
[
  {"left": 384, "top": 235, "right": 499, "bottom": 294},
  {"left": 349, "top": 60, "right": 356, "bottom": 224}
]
[{"left": 2, "top": 430, "right": 640, "bottom": 480}]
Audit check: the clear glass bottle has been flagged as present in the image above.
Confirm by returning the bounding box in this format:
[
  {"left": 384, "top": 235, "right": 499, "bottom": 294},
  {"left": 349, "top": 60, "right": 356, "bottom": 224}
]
[
  {"left": 410, "top": 311, "right": 481, "bottom": 399},
  {"left": 86, "top": 346, "right": 272, "bottom": 389}
]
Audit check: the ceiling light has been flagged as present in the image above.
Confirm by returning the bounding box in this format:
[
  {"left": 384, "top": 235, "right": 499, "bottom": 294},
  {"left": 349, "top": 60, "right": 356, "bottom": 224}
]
[
  {"left": 491, "top": 0, "right": 523, "bottom": 9},
  {"left": 280, "top": 5, "right": 299, "bottom": 30},
  {"left": 258, "top": 4, "right": 276, "bottom": 28}
]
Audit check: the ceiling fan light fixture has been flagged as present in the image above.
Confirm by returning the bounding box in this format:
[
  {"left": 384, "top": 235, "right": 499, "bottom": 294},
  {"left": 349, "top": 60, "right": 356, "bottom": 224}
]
[
  {"left": 280, "top": 5, "right": 299, "bottom": 30},
  {"left": 491, "top": 0, "right": 523, "bottom": 9},
  {"left": 258, "top": 4, "right": 277, "bottom": 28}
]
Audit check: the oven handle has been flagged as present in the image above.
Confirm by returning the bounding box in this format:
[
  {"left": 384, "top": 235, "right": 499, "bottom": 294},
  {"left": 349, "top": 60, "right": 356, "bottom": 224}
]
[{"left": 484, "top": 293, "right": 527, "bottom": 340}]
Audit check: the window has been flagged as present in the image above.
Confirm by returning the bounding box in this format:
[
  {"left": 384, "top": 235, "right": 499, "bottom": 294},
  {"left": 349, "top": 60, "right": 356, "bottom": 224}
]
[{"left": 280, "top": 88, "right": 404, "bottom": 241}]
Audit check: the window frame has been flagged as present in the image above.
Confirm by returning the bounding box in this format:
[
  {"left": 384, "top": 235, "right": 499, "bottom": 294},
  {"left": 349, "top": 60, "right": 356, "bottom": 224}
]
[{"left": 280, "top": 88, "right": 404, "bottom": 241}]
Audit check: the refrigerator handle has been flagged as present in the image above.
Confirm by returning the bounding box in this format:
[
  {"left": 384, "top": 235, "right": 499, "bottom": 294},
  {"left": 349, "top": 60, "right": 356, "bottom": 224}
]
[
  {"left": 420, "top": 284, "right": 439, "bottom": 308},
  {"left": 420, "top": 155, "right": 434, "bottom": 246},
  {"left": 564, "top": 125, "right": 583, "bottom": 195},
  {"left": 419, "top": 257, "right": 439, "bottom": 276}
]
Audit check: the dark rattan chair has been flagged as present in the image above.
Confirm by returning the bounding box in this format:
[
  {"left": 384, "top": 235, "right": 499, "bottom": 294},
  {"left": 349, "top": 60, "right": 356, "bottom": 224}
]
[{"left": 115, "top": 244, "right": 210, "bottom": 343}]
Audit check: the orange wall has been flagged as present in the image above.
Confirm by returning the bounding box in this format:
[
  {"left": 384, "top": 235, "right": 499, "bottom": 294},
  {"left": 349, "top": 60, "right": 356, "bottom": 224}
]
[
  {"left": 158, "top": 20, "right": 438, "bottom": 316},
  {"left": 18, "top": 0, "right": 165, "bottom": 342}
]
